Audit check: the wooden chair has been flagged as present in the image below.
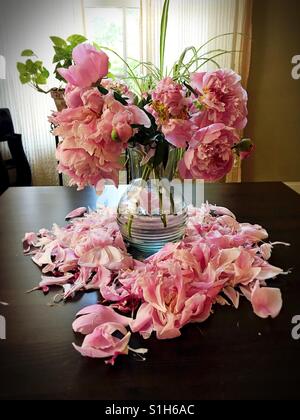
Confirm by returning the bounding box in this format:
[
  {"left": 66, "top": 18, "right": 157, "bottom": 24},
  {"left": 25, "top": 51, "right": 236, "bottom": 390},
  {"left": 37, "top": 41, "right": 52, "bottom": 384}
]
[{"left": 0, "top": 108, "right": 32, "bottom": 188}]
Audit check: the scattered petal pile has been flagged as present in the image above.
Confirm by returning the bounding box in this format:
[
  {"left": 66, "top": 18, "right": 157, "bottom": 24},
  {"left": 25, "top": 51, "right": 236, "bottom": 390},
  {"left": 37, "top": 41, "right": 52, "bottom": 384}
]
[{"left": 23, "top": 204, "right": 289, "bottom": 364}]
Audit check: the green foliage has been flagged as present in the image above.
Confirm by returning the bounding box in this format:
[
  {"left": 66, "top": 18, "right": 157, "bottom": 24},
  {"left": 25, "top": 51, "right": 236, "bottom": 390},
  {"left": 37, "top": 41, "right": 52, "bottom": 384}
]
[
  {"left": 17, "top": 34, "right": 87, "bottom": 91},
  {"left": 67, "top": 34, "right": 87, "bottom": 45},
  {"left": 50, "top": 36, "right": 67, "bottom": 47},
  {"left": 160, "top": 0, "right": 170, "bottom": 76},
  {"left": 51, "top": 34, "right": 87, "bottom": 81},
  {"left": 17, "top": 52, "right": 50, "bottom": 92},
  {"left": 21, "top": 49, "right": 35, "bottom": 57}
]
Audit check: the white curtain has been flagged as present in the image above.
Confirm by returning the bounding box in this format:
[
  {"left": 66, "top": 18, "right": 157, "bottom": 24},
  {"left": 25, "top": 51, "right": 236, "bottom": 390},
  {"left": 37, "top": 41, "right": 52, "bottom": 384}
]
[
  {"left": 140, "top": 0, "right": 252, "bottom": 79},
  {"left": 140, "top": 0, "right": 253, "bottom": 182},
  {"left": 0, "top": 0, "right": 84, "bottom": 186}
]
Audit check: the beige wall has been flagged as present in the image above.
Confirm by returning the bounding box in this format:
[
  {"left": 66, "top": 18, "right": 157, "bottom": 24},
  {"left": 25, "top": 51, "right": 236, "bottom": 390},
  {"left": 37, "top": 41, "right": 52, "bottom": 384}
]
[{"left": 243, "top": 0, "right": 300, "bottom": 182}]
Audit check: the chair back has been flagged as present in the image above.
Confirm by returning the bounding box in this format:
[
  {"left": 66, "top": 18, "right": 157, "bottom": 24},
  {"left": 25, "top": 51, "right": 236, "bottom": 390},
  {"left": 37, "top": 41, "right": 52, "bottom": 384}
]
[
  {"left": 0, "top": 108, "right": 32, "bottom": 187},
  {"left": 0, "top": 108, "right": 14, "bottom": 139}
]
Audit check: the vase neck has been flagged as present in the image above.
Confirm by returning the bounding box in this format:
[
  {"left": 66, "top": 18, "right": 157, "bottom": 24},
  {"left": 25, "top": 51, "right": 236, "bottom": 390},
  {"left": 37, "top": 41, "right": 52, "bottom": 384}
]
[{"left": 127, "top": 143, "right": 183, "bottom": 182}]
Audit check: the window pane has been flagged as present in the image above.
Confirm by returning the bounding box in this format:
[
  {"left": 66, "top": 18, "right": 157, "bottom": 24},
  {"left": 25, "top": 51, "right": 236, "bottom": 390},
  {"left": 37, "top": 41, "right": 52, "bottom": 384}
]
[
  {"left": 85, "top": 7, "right": 125, "bottom": 75},
  {"left": 125, "top": 8, "right": 140, "bottom": 61}
]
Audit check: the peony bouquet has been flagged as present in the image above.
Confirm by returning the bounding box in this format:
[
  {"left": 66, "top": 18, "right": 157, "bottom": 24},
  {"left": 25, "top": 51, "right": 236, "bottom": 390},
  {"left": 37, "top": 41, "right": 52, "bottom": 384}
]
[{"left": 49, "top": 26, "right": 254, "bottom": 193}]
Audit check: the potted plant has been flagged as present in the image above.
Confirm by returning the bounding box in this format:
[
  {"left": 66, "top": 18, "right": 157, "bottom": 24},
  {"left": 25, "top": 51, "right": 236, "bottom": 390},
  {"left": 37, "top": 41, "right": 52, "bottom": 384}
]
[{"left": 16, "top": 34, "right": 87, "bottom": 110}]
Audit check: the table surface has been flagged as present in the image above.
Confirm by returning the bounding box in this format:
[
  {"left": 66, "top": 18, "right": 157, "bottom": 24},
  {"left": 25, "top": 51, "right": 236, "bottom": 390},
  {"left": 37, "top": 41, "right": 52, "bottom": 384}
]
[{"left": 0, "top": 183, "right": 300, "bottom": 400}]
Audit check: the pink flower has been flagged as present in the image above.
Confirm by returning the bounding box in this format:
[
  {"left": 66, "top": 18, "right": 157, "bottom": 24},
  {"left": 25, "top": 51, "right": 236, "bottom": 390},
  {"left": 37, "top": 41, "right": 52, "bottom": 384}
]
[
  {"left": 50, "top": 90, "right": 150, "bottom": 191},
  {"left": 103, "top": 93, "right": 151, "bottom": 143},
  {"left": 64, "top": 84, "right": 85, "bottom": 108},
  {"left": 102, "top": 79, "right": 136, "bottom": 104},
  {"left": 191, "top": 69, "right": 248, "bottom": 129},
  {"left": 150, "top": 77, "right": 189, "bottom": 119},
  {"left": 146, "top": 77, "right": 192, "bottom": 147},
  {"left": 56, "top": 146, "right": 121, "bottom": 191},
  {"left": 81, "top": 88, "right": 105, "bottom": 114},
  {"left": 179, "top": 123, "right": 239, "bottom": 181},
  {"left": 162, "top": 119, "right": 194, "bottom": 148},
  {"left": 58, "top": 43, "right": 109, "bottom": 88},
  {"left": 73, "top": 322, "right": 131, "bottom": 364}
]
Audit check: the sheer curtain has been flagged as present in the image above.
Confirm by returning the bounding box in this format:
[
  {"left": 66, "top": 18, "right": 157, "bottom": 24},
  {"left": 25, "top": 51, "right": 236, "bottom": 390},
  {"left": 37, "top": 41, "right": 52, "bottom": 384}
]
[
  {"left": 140, "top": 0, "right": 253, "bottom": 181},
  {"left": 140, "top": 0, "right": 252, "bottom": 80},
  {"left": 0, "top": 0, "right": 84, "bottom": 186}
]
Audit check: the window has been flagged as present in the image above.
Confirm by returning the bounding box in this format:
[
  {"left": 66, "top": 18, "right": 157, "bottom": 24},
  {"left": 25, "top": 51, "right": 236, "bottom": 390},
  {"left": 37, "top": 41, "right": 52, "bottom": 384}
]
[{"left": 83, "top": 0, "right": 140, "bottom": 77}]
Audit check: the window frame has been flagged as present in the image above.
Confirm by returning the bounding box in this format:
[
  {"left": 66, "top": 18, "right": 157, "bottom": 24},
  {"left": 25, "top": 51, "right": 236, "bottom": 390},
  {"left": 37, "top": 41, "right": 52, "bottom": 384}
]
[
  {"left": 83, "top": 1, "right": 140, "bottom": 10},
  {"left": 83, "top": 0, "right": 141, "bottom": 77}
]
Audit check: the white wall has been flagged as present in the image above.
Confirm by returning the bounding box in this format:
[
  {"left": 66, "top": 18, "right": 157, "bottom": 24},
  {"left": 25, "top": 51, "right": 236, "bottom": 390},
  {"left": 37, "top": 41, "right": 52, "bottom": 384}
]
[{"left": 0, "top": 0, "right": 84, "bottom": 185}]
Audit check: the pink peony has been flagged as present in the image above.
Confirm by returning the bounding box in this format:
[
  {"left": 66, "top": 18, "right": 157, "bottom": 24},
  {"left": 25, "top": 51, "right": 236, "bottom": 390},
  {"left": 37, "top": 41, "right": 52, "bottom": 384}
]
[
  {"left": 191, "top": 69, "right": 248, "bottom": 129},
  {"left": 150, "top": 77, "right": 189, "bottom": 120},
  {"left": 58, "top": 43, "right": 109, "bottom": 88},
  {"left": 64, "top": 83, "right": 85, "bottom": 108},
  {"left": 146, "top": 77, "right": 193, "bottom": 147},
  {"left": 179, "top": 123, "right": 239, "bottom": 181},
  {"left": 102, "top": 79, "right": 136, "bottom": 104},
  {"left": 81, "top": 88, "right": 105, "bottom": 114},
  {"left": 50, "top": 90, "right": 150, "bottom": 192}
]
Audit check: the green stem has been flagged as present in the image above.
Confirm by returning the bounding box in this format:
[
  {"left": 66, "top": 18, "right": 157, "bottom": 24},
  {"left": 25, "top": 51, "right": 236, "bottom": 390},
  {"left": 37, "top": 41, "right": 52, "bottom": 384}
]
[
  {"left": 142, "top": 164, "right": 152, "bottom": 181},
  {"left": 159, "top": 0, "right": 170, "bottom": 76},
  {"left": 101, "top": 46, "right": 143, "bottom": 95},
  {"left": 159, "top": 186, "right": 167, "bottom": 228},
  {"left": 127, "top": 215, "right": 134, "bottom": 238}
]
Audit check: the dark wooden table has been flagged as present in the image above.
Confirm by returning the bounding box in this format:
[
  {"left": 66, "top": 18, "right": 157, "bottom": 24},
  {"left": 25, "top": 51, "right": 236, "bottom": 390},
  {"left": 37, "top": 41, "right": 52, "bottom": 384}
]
[{"left": 0, "top": 183, "right": 300, "bottom": 400}]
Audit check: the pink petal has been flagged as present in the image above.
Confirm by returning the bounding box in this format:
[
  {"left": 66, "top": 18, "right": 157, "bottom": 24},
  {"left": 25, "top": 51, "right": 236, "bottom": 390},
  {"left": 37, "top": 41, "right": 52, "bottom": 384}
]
[
  {"left": 223, "top": 286, "right": 240, "bottom": 309},
  {"left": 128, "top": 105, "right": 151, "bottom": 128},
  {"left": 73, "top": 304, "right": 131, "bottom": 335},
  {"left": 251, "top": 284, "right": 283, "bottom": 318},
  {"left": 65, "top": 207, "right": 87, "bottom": 220},
  {"left": 130, "top": 303, "right": 154, "bottom": 339}
]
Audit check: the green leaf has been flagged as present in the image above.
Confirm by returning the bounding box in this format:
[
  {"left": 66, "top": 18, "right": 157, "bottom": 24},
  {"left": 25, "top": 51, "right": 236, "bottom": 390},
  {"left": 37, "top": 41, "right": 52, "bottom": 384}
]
[
  {"left": 41, "top": 67, "right": 50, "bottom": 78},
  {"left": 92, "top": 42, "right": 101, "bottom": 50},
  {"left": 97, "top": 85, "right": 109, "bottom": 96},
  {"left": 67, "top": 34, "right": 87, "bottom": 46},
  {"left": 20, "top": 73, "right": 31, "bottom": 84},
  {"left": 17, "top": 62, "right": 26, "bottom": 73},
  {"left": 52, "top": 54, "right": 60, "bottom": 64},
  {"left": 159, "top": 0, "right": 170, "bottom": 75},
  {"left": 53, "top": 46, "right": 69, "bottom": 61},
  {"left": 25, "top": 59, "right": 37, "bottom": 74},
  {"left": 35, "top": 74, "right": 47, "bottom": 85},
  {"left": 50, "top": 36, "right": 67, "bottom": 47},
  {"left": 154, "top": 138, "right": 169, "bottom": 168},
  {"left": 21, "top": 49, "right": 35, "bottom": 57},
  {"left": 235, "top": 138, "right": 253, "bottom": 152},
  {"left": 113, "top": 91, "right": 128, "bottom": 105},
  {"left": 106, "top": 72, "right": 115, "bottom": 79},
  {"left": 35, "top": 60, "right": 43, "bottom": 67},
  {"left": 183, "top": 81, "right": 198, "bottom": 96}
]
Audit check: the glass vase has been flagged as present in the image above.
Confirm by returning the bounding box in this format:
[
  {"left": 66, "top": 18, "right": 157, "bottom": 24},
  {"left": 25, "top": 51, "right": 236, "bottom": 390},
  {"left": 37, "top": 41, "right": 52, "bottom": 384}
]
[{"left": 117, "top": 143, "right": 188, "bottom": 258}]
